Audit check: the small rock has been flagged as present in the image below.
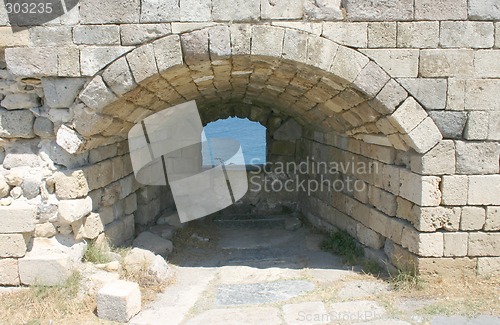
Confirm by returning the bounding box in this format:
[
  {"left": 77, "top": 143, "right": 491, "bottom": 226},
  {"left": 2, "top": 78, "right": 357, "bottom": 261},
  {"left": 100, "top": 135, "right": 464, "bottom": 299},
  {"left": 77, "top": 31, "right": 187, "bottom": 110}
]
[
  {"left": 105, "top": 261, "right": 121, "bottom": 272},
  {"left": 0, "top": 197, "right": 13, "bottom": 206},
  {"left": 147, "top": 255, "right": 171, "bottom": 282},
  {"left": 4, "top": 169, "right": 24, "bottom": 186},
  {"left": 10, "top": 186, "right": 22, "bottom": 199},
  {"left": 33, "top": 117, "right": 54, "bottom": 138},
  {"left": 0, "top": 175, "right": 10, "bottom": 198},
  {"left": 284, "top": 216, "right": 302, "bottom": 231},
  {"left": 34, "top": 222, "right": 57, "bottom": 238},
  {"left": 132, "top": 231, "right": 173, "bottom": 256}
]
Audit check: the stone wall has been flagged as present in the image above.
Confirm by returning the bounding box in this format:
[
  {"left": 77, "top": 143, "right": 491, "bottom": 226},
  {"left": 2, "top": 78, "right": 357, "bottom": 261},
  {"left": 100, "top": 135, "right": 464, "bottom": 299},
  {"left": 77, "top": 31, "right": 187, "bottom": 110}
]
[{"left": 0, "top": 0, "right": 499, "bottom": 284}]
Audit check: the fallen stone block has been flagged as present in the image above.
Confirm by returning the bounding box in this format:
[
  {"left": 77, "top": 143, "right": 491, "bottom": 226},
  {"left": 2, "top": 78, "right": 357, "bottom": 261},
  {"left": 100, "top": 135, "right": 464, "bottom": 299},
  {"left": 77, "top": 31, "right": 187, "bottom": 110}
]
[
  {"left": 97, "top": 280, "right": 141, "bottom": 322},
  {"left": 132, "top": 231, "right": 173, "bottom": 256}
]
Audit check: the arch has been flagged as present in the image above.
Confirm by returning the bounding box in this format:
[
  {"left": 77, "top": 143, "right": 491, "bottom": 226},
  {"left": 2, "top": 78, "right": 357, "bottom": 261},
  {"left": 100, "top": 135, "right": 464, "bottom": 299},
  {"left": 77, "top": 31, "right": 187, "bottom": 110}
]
[{"left": 58, "top": 25, "right": 442, "bottom": 155}]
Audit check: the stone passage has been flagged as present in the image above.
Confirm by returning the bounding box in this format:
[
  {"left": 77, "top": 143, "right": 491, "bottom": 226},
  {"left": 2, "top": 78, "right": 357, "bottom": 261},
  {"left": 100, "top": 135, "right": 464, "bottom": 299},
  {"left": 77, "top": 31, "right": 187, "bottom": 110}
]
[{"left": 0, "top": 0, "right": 499, "bottom": 285}]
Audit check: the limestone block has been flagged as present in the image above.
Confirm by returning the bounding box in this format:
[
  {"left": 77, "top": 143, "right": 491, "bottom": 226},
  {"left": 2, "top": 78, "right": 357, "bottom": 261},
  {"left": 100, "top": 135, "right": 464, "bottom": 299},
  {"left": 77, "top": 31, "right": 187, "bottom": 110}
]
[
  {"left": 369, "top": 80, "right": 408, "bottom": 115},
  {"left": 468, "top": 233, "right": 500, "bottom": 256},
  {"left": 475, "top": 50, "right": 500, "bottom": 79},
  {"left": 22, "top": 173, "right": 42, "bottom": 200},
  {"left": 0, "top": 109, "right": 35, "bottom": 138},
  {"left": 1, "top": 93, "right": 40, "bottom": 110},
  {"left": 89, "top": 144, "right": 118, "bottom": 164},
  {"left": 58, "top": 197, "right": 93, "bottom": 224},
  {"left": 82, "top": 213, "right": 104, "bottom": 239},
  {"left": 230, "top": 24, "right": 252, "bottom": 55},
  {"left": 388, "top": 97, "right": 427, "bottom": 134},
  {"left": 34, "top": 223, "right": 57, "bottom": 238},
  {"left": 398, "top": 78, "right": 447, "bottom": 110},
  {"left": 102, "top": 57, "right": 137, "bottom": 96},
  {"left": 33, "top": 117, "right": 54, "bottom": 138},
  {"left": 0, "top": 27, "right": 29, "bottom": 47},
  {"left": 74, "top": 25, "right": 120, "bottom": 45},
  {"left": 447, "top": 79, "right": 466, "bottom": 111},
  {"left": 464, "top": 111, "right": 488, "bottom": 140},
  {"left": 179, "top": 0, "right": 211, "bottom": 22},
  {"left": 418, "top": 257, "right": 476, "bottom": 278},
  {"left": 283, "top": 29, "right": 308, "bottom": 63},
  {"left": 441, "top": 175, "right": 468, "bottom": 206},
  {"left": 399, "top": 170, "right": 441, "bottom": 206},
  {"left": 415, "top": 0, "right": 467, "bottom": 20},
  {"left": 306, "top": 36, "right": 339, "bottom": 71},
  {"left": 361, "top": 49, "right": 419, "bottom": 78},
  {"left": 251, "top": 26, "right": 284, "bottom": 58},
  {"left": 401, "top": 117, "right": 442, "bottom": 154},
  {"left": 126, "top": 44, "right": 158, "bottom": 84},
  {"left": 485, "top": 207, "right": 500, "bottom": 231},
  {"left": 54, "top": 170, "right": 89, "bottom": 200},
  {"left": 329, "top": 46, "right": 369, "bottom": 84},
  {"left": 414, "top": 206, "right": 460, "bottom": 232},
  {"left": 0, "top": 259, "right": 20, "bottom": 286},
  {"left": 440, "top": 21, "right": 494, "bottom": 48},
  {"left": 80, "top": 46, "right": 133, "bottom": 77},
  {"left": 29, "top": 26, "right": 73, "bottom": 47},
  {"left": 57, "top": 47, "right": 81, "bottom": 77},
  {"left": 79, "top": 76, "right": 118, "bottom": 112},
  {"left": 0, "top": 176, "right": 9, "bottom": 198},
  {"left": 121, "top": 24, "right": 172, "bottom": 46},
  {"left": 180, "top": 29, "right": 210, "bottom": 65},
  {"left": 356, "top": 223, "right": 385, "bottom": 249},
  {"left": 322, "top": 22, "right": 367, "bottom": 48},
  {"left": 0, "top": 204, "right": 35, "bottom": 233},
  {"left": 428, "top": 111, "right": 467, "bottom": 140},
  {"left": 153, "top": 35, "right": 183, "bottom": 73},
  {"left": 352, "top": 61, "right": 390, "bottom": 99},
  {"left": 468, "top": 175, "right": 500, "bottom": 205},
  {"left": 304, "top": 0, "right": 343, "bottom": 20},
  {"left": 132, "top": 231, "right": 173, "bottom": 256},
  {"left": 443, "top": 233, "right": 468, "bottom": 257},
  {"left": 420, "top": 49, "right": 474, "bottom": 78},
  {"left": 401, "top": 227, "right": 443, "bottom": 257},
  {"left": 261, "top": 0, "right": 303, "bottom": 19},
  {"left": 368, "top": 22, "right": 396, "bottom": 48},
  {"left": 411, "top": 140, "right": 455, "bottom": 175},
  {"left": 0, "top": 234, "right": 28, "bottom": 257},
  {"left": 5, "top": 47, "right": 58, "bottom": 77},
  {"left": 125, "top": 193, "right": 138, "bottom": 215},
  {"left": 345, "top": 0, "right": 413, "bottom": 21},
  {"left": 105, "top": 214, "right": 135, "bottom": 247},
  {"left": 39, "top": 139, "right": 89, "bottom": 168},
  {"left": 140, "top": 0, "right": 179, "bottom": 22},
  {"left": 97, "top": 280, "right": 141, "bottom": 322},
  {"left": 461, "top": 207, "right": 486, "bottom": 231},
  {"left": 455, "top": 141, "right": 500, "bottom": 174},
  {"left": 208, "top": 26, "right": 231, "bottom": 60},
  {"left": 80, "top": 0, "right": 140, "bottom": 24},
  {"left": 397, "top": 22, "right": 439, "bottom": 48},
  {"left": 73, "top": 105, "right": 114, "bottom": 137},
  {"left": 465, "top": 79, "right": 500, "bottom": 111},
  {"left": 211, "top": 0, "right": 258, "bottom": 21},
  {"left": 468, "top": 0, "right": 500, "bottom": 20},
  {"left": 477, "top": 257, "right": 500, "bottom": 276}
]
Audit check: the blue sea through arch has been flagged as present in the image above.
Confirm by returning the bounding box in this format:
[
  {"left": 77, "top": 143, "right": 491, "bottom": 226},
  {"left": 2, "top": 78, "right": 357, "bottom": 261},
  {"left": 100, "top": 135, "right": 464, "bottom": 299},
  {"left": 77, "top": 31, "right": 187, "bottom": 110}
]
[{"left": 202, "top": 117, "right": 267, "bottom": 166}]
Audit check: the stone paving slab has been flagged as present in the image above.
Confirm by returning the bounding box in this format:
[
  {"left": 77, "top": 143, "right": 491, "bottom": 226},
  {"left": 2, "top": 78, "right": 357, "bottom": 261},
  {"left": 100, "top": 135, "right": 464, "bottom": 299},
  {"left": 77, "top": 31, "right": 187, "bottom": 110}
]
[
  {"left": 217, "top": 265, "right": 302, "bottom": 285},
  {"left": 283, "top": 301, "right": 329, "bottom": 325},
  {"left": 329, "top": 300, "right": 386, "bottom": 323},
  {"left": 430, "top": 315, "right": 500, "bottom": 325},
  {"left": 184, "top": 307, "right": 282, "bottom": 325},
  {"left": 216, "top": 280, "right": 315, "bottom": 306}
]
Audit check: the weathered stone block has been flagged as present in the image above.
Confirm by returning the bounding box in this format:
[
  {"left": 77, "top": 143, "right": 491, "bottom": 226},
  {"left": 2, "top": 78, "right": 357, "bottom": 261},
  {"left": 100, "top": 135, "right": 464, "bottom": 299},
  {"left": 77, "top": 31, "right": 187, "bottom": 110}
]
[
  {"left": 428, "top": 111, "right": 467, "bottom": 140},
  {"left": 415, "top": 0, "right": 467, "bottom": 20},
  {"left": 368, "top": 22, "right": 396, "bottom": 48},
  {"left": 361, "top": 49, "right": 419, "bottom": 78},
  {"left": 34, "top": 223, "right": 57, "bottom": 238},
  {"left": 132, "top": 231, "right": 173, "bottom": 256},
  {"left": 261, "top": 0, "right": 303, "bottom": 19},
  {"left": 180, "top": 29, "right": 209, "bottom": 65},
  {"left": 153, "top": 35, "right": 183, "bottom": 74},
  {"left": 464, "top": 111, "right": 488, "bottom": 140},
  {"left": 455, "top": 141, "right": 500, "bottom": 174},
  {"left": 39, "top": 139, "right": 89, "bottom": 168},
  {"left": 0, "top": 204, "right": 35, "bottom": 233},
  {"left": 485, "top": 206, "right": 500, "bottom": 231},
  {"left": 356, "top": 223, "right": 385, "bottom": 249},
  {"left": 468, "top": 0, "right": 500, "bottom": 20},
  {"left": 33, "top": 117, "right": 54, "bottom": 138},
  {"left": 401, "top": 117, "right": 442, "bottom": 154},
  {"left": 388, "top": 97, "right": 427, "bottom": 134},
  {"left": 414, "top": 206, "right": 460, "bottom": 232},
  {"left": 468, "top": 232, "right": 500, "bottom": 256},
  {"left": 121, "top": 24, "right": 171, "bottom": 46},
  {"left": 322, "top": 22, "right": 367, "bottom": 48},
  {"left": 179, "top": 0, "right": 211, "bottom": 22},
  {"left": 420, "top": 50, "right": 474, "bottom": 78},
  {"left": 398, "top": 78, "right": 447, "bottom": 110},
  {"left": 0, "top": 259, "right": 20, "bottom": 286},
  {"left": 30, "top": 26, "right": 73, "bottom": 47},
  {"left": 82, "top": 213, "right": 104, "bottom": 239},
  {"left": 251, "top": 26, "right": 284, "bottom": 58},
  {"left": 74, "top": 25, "right": 120, "bottom": 45},
  {"left": 0, "top": 234, "right": 28, "bottom": 258},
  {"left": 345, "top": 0, "right": 413, "bottom": 21},
  {"left": 461, "top": 206, "right": 486, "bottom": 231},
  {"left": 369, "top": 79, "right": 408, "bottom": 115},
  {"left": 477, "top": 257, "right": 500, "bottom": 276},
  {"left": 475, "top": 50, "right": 500, "bottom": 79},
  {"left": 418, "top": 257, "right": 476, "bottom": 278},
  {"left": 97, "top": 280, "right": 141, "bottom": 322},
  {"left": 80, "top": 46, "right": 133, "bottom": 77},
  {"left": 126, "top": 44, "right": 158, "bottom": 84},
  {"left": 352, "top": 61, "right": 390, "bottom": 99},
  {"left": 411, "top": 140, "right": 455, "bottom": 175},
  {"left": 101, "top": 57, "right": 137, "bottom": 96},
  {"left": 397, "top": 22, "right": 439, "bottom": 48},
  {"left": 54, "top": 170, "right": 89, "bottom": 200},
  {"left": 399, "top": 170, "right": 441, "bottom": 207},
  {"left": 441, "top": 175, "right": 468, "bottom": 206},
  {"left": 465, "top": 79, "right": 500, "bottom": 111},
  {"left": 468, "top": 175, "right": 500, "bottom": 205},
  {"left": 0, "top": 109, "right": 35, "bottom": 138},
  {"left": 440, "top": 21, "right": 494, "bottom": 49},
  {"left": 140, "top": 0, "right": 179, "bottom": 22},
  {"left": 307, "top": 36, "right": 339, "bottom": 71},
  {"left": 401, "top": 227, "right": 443, "bottom": 257},
  {"left": 5, "top": 47, "right": 58, "bottom": 77},
  {"left": 447, "top": 79, "right": 466, "bottom": 111},
  {"left": 329, "top": 46, "right": 369, "bottom": 84},
  {"left": 80, "top": 0, "right": 140, "bottom": 24},
  {"left": 79, "top": 76, "right": 118, "bottom": 112},
  {"left": 208, "top": 26, "right": 231, "bottom": 60},
  {"left": 0, "top": 26, "right": 29, "bottom": 47},
  {"left": 1, "top": 93, "right": 40, "bottom": 110},
  {"left": 58, "top": 197, "right": 93, "bottom": 224},
  {"left": 443, "top": 233, "right": 468, "bottom": 257}
]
